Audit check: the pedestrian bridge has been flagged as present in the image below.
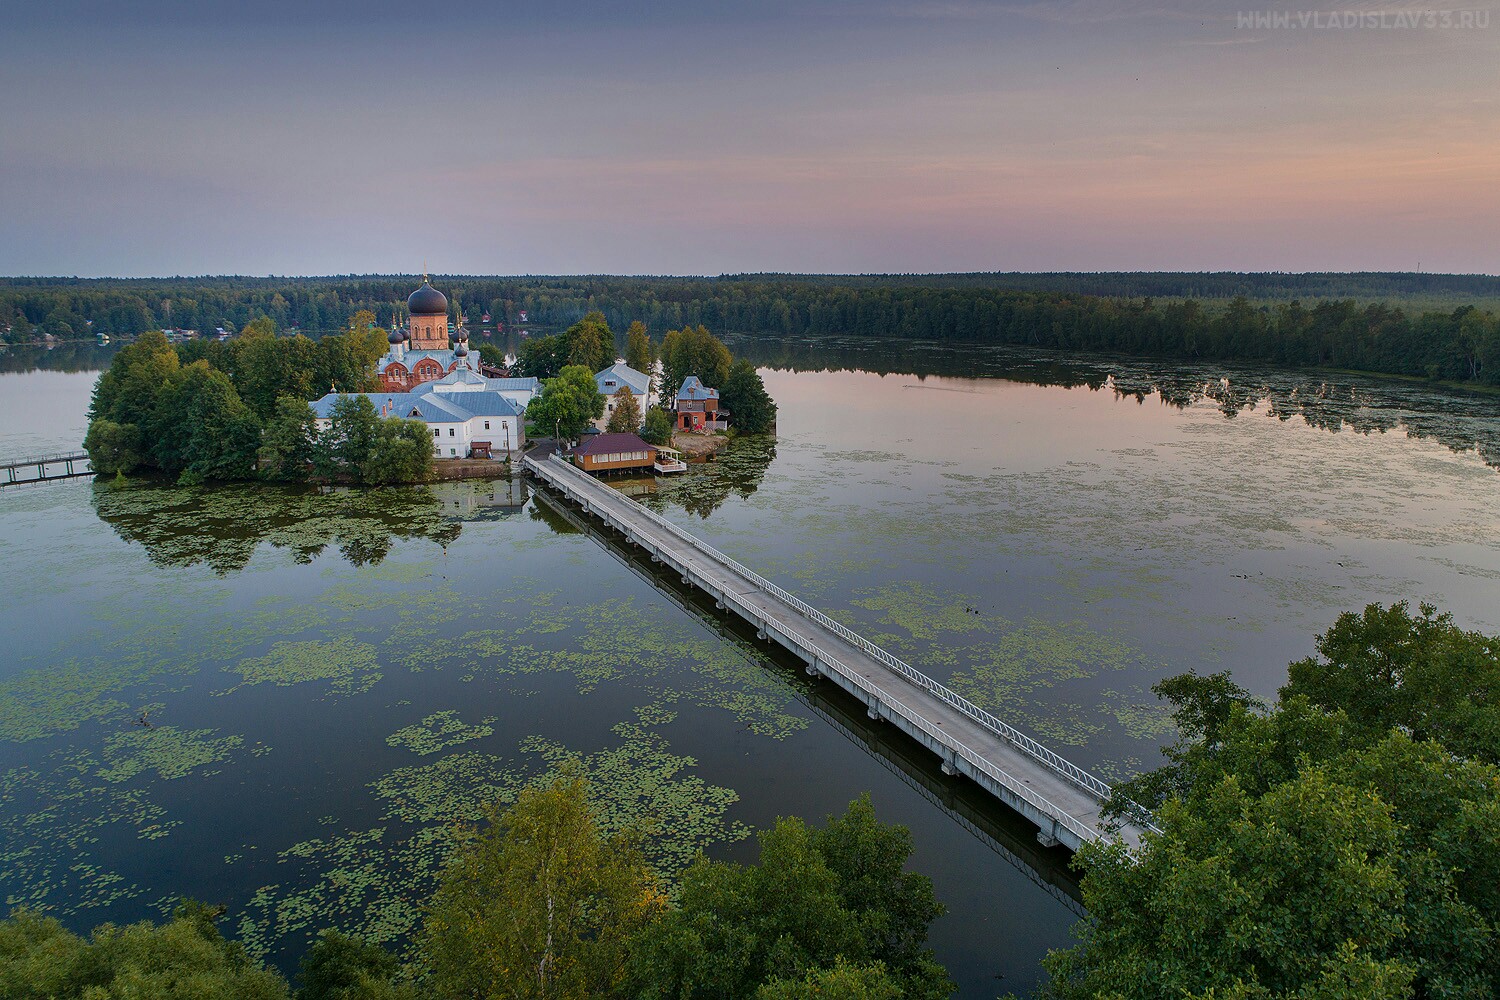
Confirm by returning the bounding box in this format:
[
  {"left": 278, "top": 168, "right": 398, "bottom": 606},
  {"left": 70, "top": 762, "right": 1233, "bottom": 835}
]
[
  {"left": 523, "top": 451, "right": 1157, "bottom": 851},
  {"left": 0, "top": 451, "right": 93, "bottom": 486}
]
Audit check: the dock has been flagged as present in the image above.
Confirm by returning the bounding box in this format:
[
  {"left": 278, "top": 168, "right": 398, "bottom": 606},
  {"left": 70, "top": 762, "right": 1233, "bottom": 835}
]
[{"left": 524, "top": 451, "right": 1156, "bottom": 851}]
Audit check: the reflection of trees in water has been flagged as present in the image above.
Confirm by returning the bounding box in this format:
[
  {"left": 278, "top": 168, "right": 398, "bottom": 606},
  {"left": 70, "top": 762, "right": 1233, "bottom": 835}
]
[
  {"left": 92, "top": 479, "right": 463, "bottom": 575},
  {"left": 0, "top": 342, "right": 116, "bottom": 374},
  {"left": 639, "top": 437, "right": 778, "bottom": 519},
  {"left": 734, "top": 335, "right": 1500, "bottom": 472}
]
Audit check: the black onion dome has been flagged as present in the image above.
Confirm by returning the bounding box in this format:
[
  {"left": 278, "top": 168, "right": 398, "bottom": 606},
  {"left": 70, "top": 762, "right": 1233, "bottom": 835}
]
[
  {"left": 388, "top": 327, "right": 404, "bottom": 345},
  {"left": 407, "top": 280, "right": 448, "bottom": 316},
  {"left": 454, "top": 341, "right": 468, "bottom": 357}
]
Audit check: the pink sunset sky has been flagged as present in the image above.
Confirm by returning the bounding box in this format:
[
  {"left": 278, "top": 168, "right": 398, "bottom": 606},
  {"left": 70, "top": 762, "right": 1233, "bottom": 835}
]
[{"left": 2, "top": 0, "right": 1496, "bottom": 276}]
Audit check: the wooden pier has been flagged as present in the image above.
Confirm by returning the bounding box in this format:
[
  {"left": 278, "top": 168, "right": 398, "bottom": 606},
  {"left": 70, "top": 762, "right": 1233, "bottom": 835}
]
[
  {"left": 524, "top": 452, "right": 1156, "bottom": 851},
  {"left": 0, "top": 452, "right": 93, "bottom": 486}
]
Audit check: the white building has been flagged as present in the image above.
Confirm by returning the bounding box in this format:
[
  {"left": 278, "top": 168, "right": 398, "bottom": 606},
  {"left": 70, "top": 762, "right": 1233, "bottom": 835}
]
[
  {"left": 593, "top": 362, "right": 653, "bottom": 429},
  {"left": 312, "top": 386, "right": 526, "bottom": 459}
]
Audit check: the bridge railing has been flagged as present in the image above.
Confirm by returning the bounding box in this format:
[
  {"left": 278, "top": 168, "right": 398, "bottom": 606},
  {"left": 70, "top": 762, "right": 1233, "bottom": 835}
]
[
  {"left": 532, "top": 453, "right": 1157, "bottom": 835},
  {"left": 0, "top": 451, "right": 91, "bottom": 468}
]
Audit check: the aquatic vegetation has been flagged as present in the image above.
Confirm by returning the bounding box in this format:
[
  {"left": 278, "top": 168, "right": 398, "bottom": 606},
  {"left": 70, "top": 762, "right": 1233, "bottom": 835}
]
[
  {"left": 385, "top": 711, "right": 496, "bottom": 755},
  {"left": 849, "top": 582, "right": 998, "bottom": 641},
  {"left": 221, "top": 637, "right": 383, "bottom": 698},
  {"left": 238, "top": 722, "right": 748, "bottom": 960},
  {"left": 390, "top": 595, "right": 810, "bottom": 740},
  {"left": 0, "top": 724, "right": 248, "bottom": 914}
]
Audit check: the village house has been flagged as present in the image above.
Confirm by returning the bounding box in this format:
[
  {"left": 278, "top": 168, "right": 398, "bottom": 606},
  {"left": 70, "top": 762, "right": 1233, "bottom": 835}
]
[
  {"left": 571, "top": 432, "right": 658, "bottom": 474},
  {"left": 593, "top": 363, "right": 653, "bottom": 428},
  {"left": 674, "top": 375, "right": 726, "bottom": 432}
]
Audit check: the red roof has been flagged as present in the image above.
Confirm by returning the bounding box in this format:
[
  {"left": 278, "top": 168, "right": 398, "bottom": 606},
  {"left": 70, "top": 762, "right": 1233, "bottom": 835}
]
[{"left": 573, "top": 432, "right": 656, "bottom": 457}]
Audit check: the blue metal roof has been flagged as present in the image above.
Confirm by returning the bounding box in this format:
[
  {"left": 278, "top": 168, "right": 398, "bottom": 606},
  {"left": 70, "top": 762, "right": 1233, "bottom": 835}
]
[
  {"left": 312, "top": 389, "right": 522, "bottom": 423},
  {"left": 676, "top": 375, "right": 718, "bottom": 401},
  {"left": 595, "top": 363, "right": 650, "bottom": 398}
]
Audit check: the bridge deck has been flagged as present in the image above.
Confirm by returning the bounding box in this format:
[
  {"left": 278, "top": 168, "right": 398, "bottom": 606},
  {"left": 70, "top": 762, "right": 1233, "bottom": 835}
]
[
  {"left": 1, "top": 452, "right": 93, "bottom": 485},
  {"left": 525, "top": 453, "right": 1153, "bottom": 851}
]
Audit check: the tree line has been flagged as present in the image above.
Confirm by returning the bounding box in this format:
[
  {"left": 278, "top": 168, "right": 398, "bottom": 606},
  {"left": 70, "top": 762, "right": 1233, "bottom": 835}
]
[
  {"left": 0, "top": 787, "right": 949, "bottom": 1000},
  {"left": 84, "top": 320, "right": 432, "bottom": 485},
  {"left": 5, "top": 274, "right": 1499, "bottom": 386}
]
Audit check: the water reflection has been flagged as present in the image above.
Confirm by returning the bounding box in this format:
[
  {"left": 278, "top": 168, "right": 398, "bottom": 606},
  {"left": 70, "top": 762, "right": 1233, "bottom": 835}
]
[
  {"left": 0, "top": 341, "right": 118, "bottom": 374},
  {"left": 733, "top": 336, "right": 1500, "bottom": 470},
  {"left": 91, "top": 478, "right": 479, "bottom": 574},
  {"left": 634, "top": 436, "right": 778, "bottom": 518}
]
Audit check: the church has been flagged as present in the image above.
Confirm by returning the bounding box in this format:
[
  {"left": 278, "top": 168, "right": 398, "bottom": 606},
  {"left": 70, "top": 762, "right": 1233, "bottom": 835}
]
[
  {"left": 377, "top": 277, "right": 474, "bottom": 391},
  {"left": 310, "top": 277, "right": 541, "bottom": 460}
]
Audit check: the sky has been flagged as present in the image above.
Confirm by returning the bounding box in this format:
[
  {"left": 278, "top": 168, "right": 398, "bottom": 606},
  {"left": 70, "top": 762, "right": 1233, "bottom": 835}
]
[{"left": 2, "top": 0, "right": 1497, "bottom": 277}]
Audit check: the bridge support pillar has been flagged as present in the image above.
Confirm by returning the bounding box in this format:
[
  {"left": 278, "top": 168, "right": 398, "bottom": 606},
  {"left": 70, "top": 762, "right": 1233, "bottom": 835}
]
[
  {"left": 867, "top": 699, "right": 881, "bottom": 721},
  {"left": 940, "top": 751, "right": 958, "bottom": 777},
  {"left": 805, "top": 657, "right": 820, "bottom": 677},
  {"left": 1036, "top": 820, "right": 1062, "bottom": 848}
]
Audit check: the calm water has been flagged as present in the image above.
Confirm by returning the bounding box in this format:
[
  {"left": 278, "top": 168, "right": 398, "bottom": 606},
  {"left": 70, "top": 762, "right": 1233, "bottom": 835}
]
[{"left": 2, "top": 339, "right": 1498, "bottom": 997}]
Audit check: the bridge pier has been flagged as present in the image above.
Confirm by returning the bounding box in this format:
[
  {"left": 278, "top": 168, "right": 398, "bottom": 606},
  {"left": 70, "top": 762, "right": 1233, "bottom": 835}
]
[
  {"left": 941, "top": 750, "right": 959, "bottom": 777},
  {"left": 1036, "top": 819, "right": 1062, "bottom": 848}
]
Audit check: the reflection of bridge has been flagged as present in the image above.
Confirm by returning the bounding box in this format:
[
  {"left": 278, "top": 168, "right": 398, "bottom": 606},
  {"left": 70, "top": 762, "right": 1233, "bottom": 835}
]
[
  {"left": 1, "top": 451, "right": 93, "bottom": 486},
  {"left": 524, "top": 452, "right": 1155, "bottom": 851}
]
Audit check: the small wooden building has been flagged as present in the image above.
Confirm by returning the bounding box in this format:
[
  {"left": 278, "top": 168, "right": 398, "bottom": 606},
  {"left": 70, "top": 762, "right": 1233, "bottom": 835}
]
[{"left": 572, "top": 432, "right": 658, "bottom": 474}]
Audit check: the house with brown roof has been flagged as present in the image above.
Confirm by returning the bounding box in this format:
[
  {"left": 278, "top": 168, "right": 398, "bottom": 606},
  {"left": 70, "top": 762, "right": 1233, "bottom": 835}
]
[{"left": 571, "top": 432, "right": 658, "bottom": 474}]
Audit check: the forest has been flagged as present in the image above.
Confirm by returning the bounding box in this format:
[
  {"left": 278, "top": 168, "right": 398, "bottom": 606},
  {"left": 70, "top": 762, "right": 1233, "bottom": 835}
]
[{"left": 3, "top": 273, "right": 1498, "bottom": 387}]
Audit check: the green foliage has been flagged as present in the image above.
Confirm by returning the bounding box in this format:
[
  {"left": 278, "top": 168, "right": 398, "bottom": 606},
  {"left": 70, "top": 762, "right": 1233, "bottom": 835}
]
[
  {"left": 659, "top": 324, "right": 731, "bottom": 399},
  {"left": 0, "top": 901, "right": 289, "bottom": 999},
  {"left": 259, "top": 396, "right": 318, "bottom": 481},
  {"left": 565, "top": 310, "right": 615, "bottom": 373},
  {"left": 720, "top": 359, "right": 777, "bottom": 434},
  {"left": 1285, "top": 601, "right": 1500, "bottom": 764},
  {"left": 526, "top": 365, "right": 606, "bottom": 441},
  {"left": 362, "top": 418, "right": 434, "bottom": 485},
  {"left": 606, "top": 384, "right": 642, "bottom": 433},
  {"left": 155, "top": 361, "right": 263, "bottom": 482},
  {"left": 755, "top": 960, "right": 907, "bottom": 1000},
  {"left": 625, "top": 320, "right": 653, "bottom": 375},
  {"left": 315, "top": 395, "right": 379, "bottom": 479},
  {"left": 624, "top": 794, "right": 950, "bottom": 1000},
  {"left": 516, "top": 334, "right": 569, "bottom": 380},
  {"left": 296, "top": 930, "right": 404, "bottom": 1000},
  {"left": 640, "top": 406, "right": 673, "bottom": 446},
  {"left": 83, "top": 418, "right": 144, "bottom": 475},
  {"left": 1066, "top": 604, "right": 1500, "bottom": 1000},
  {"left": 418, "top": 767, "right": 661, "bottom": 1000}
]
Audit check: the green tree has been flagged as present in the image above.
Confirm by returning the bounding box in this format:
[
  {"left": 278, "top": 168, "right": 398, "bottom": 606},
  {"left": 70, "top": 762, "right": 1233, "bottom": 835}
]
[
  {"left": 526, "top": 365, "right": 605, "bottom": 441},
  {"left": 564, "top": 311, "right": 615, "bottom": 373},
  {"left": 659, "top": 325, "right": 731, "bottom": 399},
  {"left": 240, "top": 315, "right": 277, "bottom": 340},
  {"left": 719, "top": 360, "right": 777, "bottom": 434},
  {"left": 606, "top": 385, "right": 642, "bottom": 433},
  {"left": 624, "top": 321, "right": 653, "bottom": 375},
  {"left": 516, "top": 334, "right": 569, "bottom": 380},
  {"left": 418, "top": 768, "right": 662, "bottom": 1000},
  {"left": 150, "top": 361, "right": 262, "bottom": 482},
  {"left": 0, "top": 900, "right": 289, "bottom": 1000},
  {"left": 316, "top": 395, "right": 380, "bottom": 479},
  {"left": 259, "top": 396, "right": 318, "bottom": 481},
  {"left": 296, "top": 929, "right": 406, "bottom": 1000},
  {"left": 756, "top": 960, "right": 904, "bottom": 1000},
  {"left": 1284, "top": 601, "right": 1500, "bottom": 765},
  {"left": 625, "top": 796, "right": 949, "bottom": 1000},
  {"left": 83, "top": 418, "right": 144, "bottom": 475},
  {"left": 640, "top": 406, "right": 673, "bottom": 446},
  {"left": 362, "top": 418, "right": 434, "bottom": 485}
]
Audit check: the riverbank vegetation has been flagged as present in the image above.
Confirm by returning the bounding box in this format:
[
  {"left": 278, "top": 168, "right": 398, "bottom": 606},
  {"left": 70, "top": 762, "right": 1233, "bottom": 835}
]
[
  {"left": 1036, "top": 602, "right": 1500, "bottom": 1000},
  {"left": 6, "top": 273, "right": 1500, "bottom": 387},
  {"left": 82, "top": 323, "right": 432, "bottom": 484},
  {"left": 0, "top": 782, "right": 949, "bottom": 1000}
]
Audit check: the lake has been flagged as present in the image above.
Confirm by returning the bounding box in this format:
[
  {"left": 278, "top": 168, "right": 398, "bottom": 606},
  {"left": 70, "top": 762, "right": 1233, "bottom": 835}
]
[{"left": 1, "top": 337, "right": 1497, "bottom": 997}]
